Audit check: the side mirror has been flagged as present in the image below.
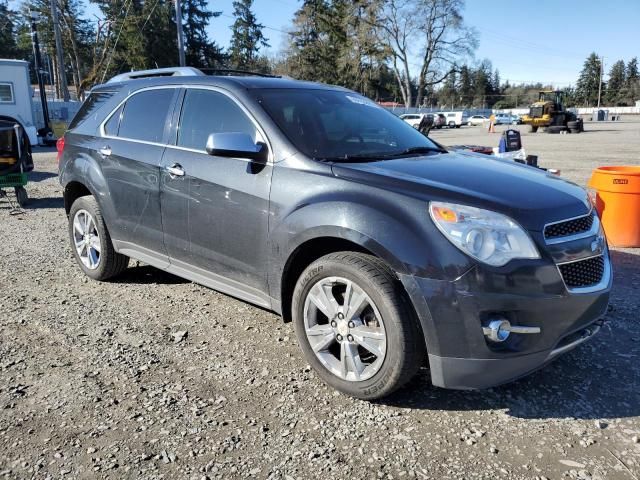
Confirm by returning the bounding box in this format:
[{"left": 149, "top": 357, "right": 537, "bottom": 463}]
[{"left": 205, "top": 132, "right": 268, "bottom": 163}]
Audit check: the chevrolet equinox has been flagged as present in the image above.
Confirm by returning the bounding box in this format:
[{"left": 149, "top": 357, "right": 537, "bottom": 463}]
[{"left": 58, "top": 67, "right": 611, "bottom": 399}]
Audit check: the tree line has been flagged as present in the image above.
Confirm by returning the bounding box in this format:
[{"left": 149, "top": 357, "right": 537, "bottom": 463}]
[
  {"left": 0, "top": 0, "right": 638, "bottom": 109},
  {"left": 574, "top": 53, "right": 639, "bottom": 107}
]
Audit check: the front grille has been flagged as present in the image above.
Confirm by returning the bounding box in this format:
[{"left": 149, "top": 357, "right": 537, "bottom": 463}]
[
  {"left": 544, "top": 212, "right": 594, "bottom": 240},
  {"left": 558, "top": 255, "right": 605, "bottom": 288}
]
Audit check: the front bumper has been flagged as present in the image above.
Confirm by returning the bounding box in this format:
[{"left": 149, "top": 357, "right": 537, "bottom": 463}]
[
  {"left": 427, "top": 320, "right": 603, "bottom": 389},
  {"left": 399, "top": 251, "right": 611, "bottom": 390}
]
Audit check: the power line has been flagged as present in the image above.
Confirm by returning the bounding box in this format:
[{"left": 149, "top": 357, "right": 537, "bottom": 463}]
[
  {"left": 475, "top": 27, "right": 587, "bottom": 60},
  {"left": 101, "top": 0, "right": 133, "bottom": 83}
]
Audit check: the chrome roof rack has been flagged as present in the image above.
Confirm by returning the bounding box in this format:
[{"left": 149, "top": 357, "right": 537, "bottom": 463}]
[
  {"left": 106, "top": 67, "right": 204, "bottom": 84},
  {"left": 199, "top": 68, "right": 280, "bottom": 78}
]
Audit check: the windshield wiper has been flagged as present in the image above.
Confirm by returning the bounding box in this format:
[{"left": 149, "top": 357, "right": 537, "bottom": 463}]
[
  {"left": 317, "top": 146, "right": 446, "bottom": 163},
  {"left": 393, "top": 145, "right": 448, "bottom": 155},
  {"left": 316, "top": 153, "right": 387, "bottom": 163}
]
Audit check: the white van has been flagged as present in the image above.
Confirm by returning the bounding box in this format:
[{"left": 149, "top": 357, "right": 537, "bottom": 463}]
[
  {"left": 0, "top": 59, "right": 39, "bottom": 146},
  {"left": 441, "top": 111, "right": 468, "bottom": 128}
]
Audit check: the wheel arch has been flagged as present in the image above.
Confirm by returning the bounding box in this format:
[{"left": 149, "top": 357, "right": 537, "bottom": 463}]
[
  {"left": 63, "top": 180, "right": 93, "bottom": 214},
  {"left": 278, "top": 229, "right": 410, "bottom": 324}
]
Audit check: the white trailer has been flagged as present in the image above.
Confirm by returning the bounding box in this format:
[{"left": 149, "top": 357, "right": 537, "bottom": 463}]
[{"left": 0, "top": 59, "right": 39, "bottom": 146}]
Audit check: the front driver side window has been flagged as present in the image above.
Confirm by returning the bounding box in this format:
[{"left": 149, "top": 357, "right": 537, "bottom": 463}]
[{"left": 177, "top": 89, "right": 259, "bottom": 151}]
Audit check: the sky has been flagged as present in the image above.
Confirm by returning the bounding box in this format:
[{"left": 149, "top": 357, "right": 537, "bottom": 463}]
[
  {"left": 13, "top": 0, "right": 640, "bottom": 87},
  {"left": 201, "top": 0, "right": 640, "bottom": 87}
]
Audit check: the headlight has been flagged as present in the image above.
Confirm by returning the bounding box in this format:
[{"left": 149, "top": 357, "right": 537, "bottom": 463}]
[{"left": 429, "top": 201, "right": 540, "bottom": 266}]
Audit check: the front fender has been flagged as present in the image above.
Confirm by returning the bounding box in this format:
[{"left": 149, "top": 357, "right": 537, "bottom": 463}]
[{"left": 268, "top": 197, "right": 473, "bottom": 302}]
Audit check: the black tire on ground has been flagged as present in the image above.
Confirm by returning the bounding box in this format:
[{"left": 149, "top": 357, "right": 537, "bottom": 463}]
[
  {"left": 530, "top": 125, "right": 539, "bottom": 133},
  {"left": 567, "top": 121, "right": 579, "bottom": 130},
  {"left": 455, "top": 125, "right": 461, "bottom": 128},
  {"left": 14, "top": 186, "right": 28, "bottom": 207},
  {"left": 546, "top": 125, "right": 565, "bottom": 134},
  {"left": 292, "top": 252, "right": 426, "bottom": 400},
  {"left": 569, "top": 129, "right": 580, "bottom": 134},
  {"left": 68, "top": 196, "right": 129, "bottom": 281}
]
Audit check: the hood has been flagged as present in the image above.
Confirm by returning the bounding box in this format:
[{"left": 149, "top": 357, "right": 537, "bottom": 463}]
[{"left": 331, "top": 152, "right": 591, "bottom": 231}]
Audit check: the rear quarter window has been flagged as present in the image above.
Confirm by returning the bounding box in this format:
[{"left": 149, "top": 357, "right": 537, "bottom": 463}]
[{"left": 68, "top": 91, "right": 117, "bottom": 131}]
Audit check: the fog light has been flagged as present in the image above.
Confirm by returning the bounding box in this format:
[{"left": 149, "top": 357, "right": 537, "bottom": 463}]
[
  {"left": 482, "top": 318, "right": 542, "bottom": 343},
  {"left": 483, "top": 319, "right": 511, "bottom": 343}
]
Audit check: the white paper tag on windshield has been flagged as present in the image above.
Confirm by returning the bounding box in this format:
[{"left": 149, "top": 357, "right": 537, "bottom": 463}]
[{"left": 345, "top": 95, "right": 376, "bottom": 107}]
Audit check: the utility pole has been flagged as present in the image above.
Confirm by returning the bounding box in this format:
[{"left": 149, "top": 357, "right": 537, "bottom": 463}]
[
  {"left": 597, "top": 55, "right": 604, "bottom": 109},
  {"left": 50, "top": 0, "right": 69, "bottom": 101},
  {"left": 175, "top": 0, "right": 186, "bottom": 67},
  {"left": 28, "top": 12, "right": 51, "bottom": 134}
]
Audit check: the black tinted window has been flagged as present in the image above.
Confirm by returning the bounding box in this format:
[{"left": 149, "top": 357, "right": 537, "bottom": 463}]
[
  {"left": 177, "top": 89, "right": 257, "bottom": 150},
  {"left": 104, "top": 105, "right": 123, "bottom": 136},
  {"left": 118, "top": 89, "right": 174, "bottom": 143},
  {"left": 255, "top": 89, "right": 440, "bottom": 160},
  {"left": 69, "top": 91, "right": 115, "bottom": 130}
]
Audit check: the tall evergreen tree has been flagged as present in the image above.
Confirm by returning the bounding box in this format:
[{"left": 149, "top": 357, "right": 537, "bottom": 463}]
[
  {"left": 457, "top": 64, "right": 472, "bottom": 106},
  {"left": 625, "top": 57, "right": 639, "bottom": 104},
  {"left": 575, "top": 52, "right": 603, "bottom": 107},
  {"left": 606, "top": 60, "right": 626, "bottom": 105},
  {"left": 228, "top": 0, "right": 269, "bottom": 71},
  {"left": 182, "top": 0, "right": 225, "bottom": 68},
  {"left": 626, "top": 57, "right": 639, "bottom": 84},
  {"left": 0, "top": 0, "right": 19, "bottom": 58},
  {"left": 438, "top": 70, "right": 457, "bottom": 107},
  {"left": 287, "top": 0, "right": 335, "bottom": 84}
]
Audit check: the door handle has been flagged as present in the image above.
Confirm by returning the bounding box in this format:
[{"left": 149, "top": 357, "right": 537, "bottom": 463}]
[
  {"left": 99, "top": 146, "right": 112, "bottom": 157},
  {"left": 166, "top": 163, "right": 185, "bottom": 177}
]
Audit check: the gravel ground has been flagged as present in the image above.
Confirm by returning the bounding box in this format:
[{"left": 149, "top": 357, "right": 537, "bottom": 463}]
[{"left": 0, "top": 120, "right": 639, "bottom": 480}]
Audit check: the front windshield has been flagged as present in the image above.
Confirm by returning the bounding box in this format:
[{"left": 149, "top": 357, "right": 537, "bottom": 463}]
[{"left": 254, "top": 88, "right": 443, "bottom": 161}]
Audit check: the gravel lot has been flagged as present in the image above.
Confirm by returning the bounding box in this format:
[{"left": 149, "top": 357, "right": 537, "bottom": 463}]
[{"left": 1, "top": 120, "right": 639, "bottom": 480}]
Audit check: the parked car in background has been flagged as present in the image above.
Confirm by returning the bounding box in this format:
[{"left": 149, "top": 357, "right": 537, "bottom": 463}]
[
  {"left": 399, "top": 113, "right": 426, "bottom": 129},
  {"left": 442, "top": 111, "right": 468, "bottom": 128},
  {"left": 434, "top": 113, "right": 447, "bottom": 129},
  {"left": 58, "top": 67, "right": 611, "bottom": 400},
  {"left": 467, "top": 115, "right": 488, "bottom": 126},
  {"left": 494, "top": 113, "right": 521, "bottom": 125}
]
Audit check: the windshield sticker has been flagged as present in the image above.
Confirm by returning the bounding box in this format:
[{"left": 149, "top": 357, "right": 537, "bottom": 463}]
[{"left": 345, "top": 95, "right": 377, "bottom": 107}]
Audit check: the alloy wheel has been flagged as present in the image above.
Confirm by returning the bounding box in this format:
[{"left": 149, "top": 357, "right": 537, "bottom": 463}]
[
  {"left": 72, "top": 209, "right": 101, "bottom": 270},
  {"left": 303, "top": 276, "right": 387, "bottom": 382}
]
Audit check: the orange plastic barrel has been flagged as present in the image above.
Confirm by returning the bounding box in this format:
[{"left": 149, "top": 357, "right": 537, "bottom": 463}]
[{"left": 588, "top": 166, "right": 640, "bottom": 247}]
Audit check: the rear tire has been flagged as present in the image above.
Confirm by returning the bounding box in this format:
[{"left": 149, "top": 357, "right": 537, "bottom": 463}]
[
  {"left": 68, "top": 196, "right": 128, "bottom": 281},
  {"left": 292, "top": 252, "right": 425, "bottom": 400}
]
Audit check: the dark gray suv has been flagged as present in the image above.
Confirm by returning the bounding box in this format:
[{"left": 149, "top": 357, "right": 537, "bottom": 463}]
[{"left": 59, "top": 67, "right": 611, "bottom": 399}]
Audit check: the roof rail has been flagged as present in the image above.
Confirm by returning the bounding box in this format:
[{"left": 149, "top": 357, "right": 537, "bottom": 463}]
[
  {"left": 106, "top": 67, "right": 204, "bottom": 84},
  {"left": 199, "top": 68, "right": 280, "bottom": 78}
]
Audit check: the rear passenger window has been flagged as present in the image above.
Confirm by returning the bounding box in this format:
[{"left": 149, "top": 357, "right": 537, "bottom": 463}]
[
  {"left": 177, "top": 89, "right": 258, "bottom": 150},
  {"left": 118, "top": 89, "right": 174, "bottom": 143},
  {"left": 69, "top": 91, "right": 116, "bottom": 130}
]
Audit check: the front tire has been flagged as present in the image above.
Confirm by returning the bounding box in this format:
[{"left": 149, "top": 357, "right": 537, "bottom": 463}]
[
  {"left": 68, "top": 196, "right": 128, "bottom": 281},
  {"left": 292, "top": 252, "right": 425, "bottom": 400}
]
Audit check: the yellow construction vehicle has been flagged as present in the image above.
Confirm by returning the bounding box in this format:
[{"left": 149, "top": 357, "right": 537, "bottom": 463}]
[{"left": 521, "top": 90, "right": 581, "bottom": 133}]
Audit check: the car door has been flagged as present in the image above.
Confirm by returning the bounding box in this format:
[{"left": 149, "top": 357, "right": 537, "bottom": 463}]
[
  {"left": 99, "top": 87, "right": 179, "bottom": 261},
  {"left": 160, "top": 87, "right": 273, "bottom": 295}
]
